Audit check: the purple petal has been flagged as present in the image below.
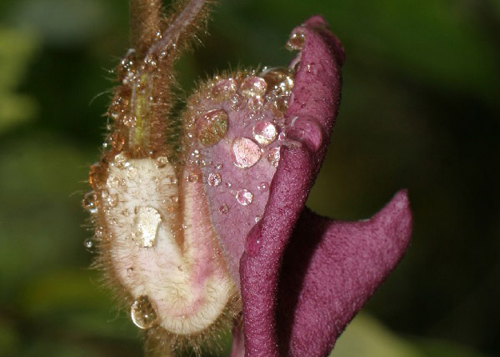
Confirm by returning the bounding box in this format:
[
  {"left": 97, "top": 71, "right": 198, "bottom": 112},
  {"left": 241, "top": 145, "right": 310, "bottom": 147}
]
[{"left": 240, "top": 15, "right": 345, "bottom": 356}]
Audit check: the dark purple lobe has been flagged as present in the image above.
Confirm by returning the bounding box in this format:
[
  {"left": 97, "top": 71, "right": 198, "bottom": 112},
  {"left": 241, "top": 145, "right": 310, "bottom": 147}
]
[{"left": 239, "top": 16, "right": 412, "bottom": 357}]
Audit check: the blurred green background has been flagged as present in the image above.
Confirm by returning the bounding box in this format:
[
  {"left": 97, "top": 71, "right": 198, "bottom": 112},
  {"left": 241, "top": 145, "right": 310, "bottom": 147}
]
[{"left": 0, "top": 0, "right": 498, "bottom": 356}]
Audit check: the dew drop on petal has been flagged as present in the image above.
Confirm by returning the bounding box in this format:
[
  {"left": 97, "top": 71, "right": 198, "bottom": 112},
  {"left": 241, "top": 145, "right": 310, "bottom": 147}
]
[
  {"left": 132, "top": 207, "right": 162, "bottom": 248},
  {"left": 212, "top": 78, "right": 237, "bottom": 99},
  {"left": 207, "top": 173, "right": 222, "bottom": 187},
  {"left": 260, "top": 67, "right": 294, "bottom": 95},
  {"left": 155, "top": 156, "right": 169, "bottom": 168},
  {"left": 267, "top": 147, "right": 281, "bottom": 168},
  {"left": 287, "top": 30, "right": 306, "bottom": 51},
  {"left": 236, "top": 189, "right": 254, "bottom": 206},
  {"left": 240, "top": 76, "right": 267, "bottom": 98},
  {"left": 257, "top": 182, "right": 269, "bottom": 191},
  {"left": 197, "top": 109, "right": 229, "bottom": 146},
  {"left": 219, "top": 204, "right": 229, "bottom": 214},
  {"left": 186, "top": 174, "right": 199, "bottom": 183},
  {"left": 131, "top": 295, "right": 158, "bottom": 329},
  {"left": 82, "top": 192, "right": 97, "bottom": 213},
  {"left": 126, "top": 267, "right": 135, "bottom": 278},
  {"left": 253, "top": 121, "right": 278, "bottom": 146},
  {"left": 232, "top": 137, "right": 262, "bottom": 168},
  {"left": 113, "top": 152, "right": 130, "bottom": 169}
]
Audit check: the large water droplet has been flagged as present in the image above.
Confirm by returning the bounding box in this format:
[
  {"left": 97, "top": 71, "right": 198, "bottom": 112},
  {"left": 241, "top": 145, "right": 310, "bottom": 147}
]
[
  {"left": 232, "top": 137, "right": 262, "bottom": 168},
  {"left": 132, "top": 207, "right": 162, "bottom": 248},
  {"left": 287, "top": 30, "right": 305, "bottom": 51},
  {"left": 240, "top": 76, "right": 267, "bottom": 98},
  {"left": 207, "top": 173, "right": 222, "bottom": 187},
  {"left": 197, "top": 109, "right": 229, "bottom": 146},
  {"left": 260, "top": 67, "right": 294, "bottom": 96},
  {"left": 212, "top": 78, "right": 237, "bottom": 99},
  {"left": 131, "top": 295, "right": 158, "bottom": 329},
  {"left": 253, "top": 121, "right": 278, "bottom": 146},
  {"left": 113, "top": 152, "right": 130, "bottom": 169},
  {"left": 236, "top": 189, "right": 254, "bottom": 206},
  {"left": 267, "top": 147, "right": 281, "bottom": 168}
]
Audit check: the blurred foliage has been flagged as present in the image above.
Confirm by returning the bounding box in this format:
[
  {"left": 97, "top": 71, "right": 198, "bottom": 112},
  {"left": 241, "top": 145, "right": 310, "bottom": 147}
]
[{"left": 0, "top": 0, "right": 498, "bottom": 356}]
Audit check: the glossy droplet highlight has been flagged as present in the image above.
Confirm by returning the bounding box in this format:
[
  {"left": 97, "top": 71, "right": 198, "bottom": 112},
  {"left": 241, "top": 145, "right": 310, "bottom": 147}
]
[
  {"left": 260, "top": 67, "right": 294, "bottom": 95},
  {"left": 236, "top": 189, "right": 254, "bottom": 206},
  {"left": 82, "top": 192, "right": 97, "bottom": 214},
  {"left": 212, "top": 78, "right": 237, "bottom": 99},
  {"left": 197, "top": 109, "right": 229, "bottom": 146},
  {"left": 219, "top": 204, "right": 229, "bottom": 214},
  {"left": 232, "top": 137, "right": 262, "bottom": 168},
  {"left": 83, "top": 238, "right": 95, "bottom": 252},
  {"left": 207, "top": 173, "right": 222, "bottom": 187},
  {"left": 187, "top": 174, "right": 199, "bottom": 183},
  {"left": 257, "top": 182, "right": 269, "bottom": 191},
  {"left": 113, "top": 152, "right": 130, "bottom": 169},
  {"left": 267, "top": 147, "right": 281, "bottom": 168},
  {"left": 240, "top": 76, "right": 267, "bottom": 98},
  {"left": 287, "top": 30, "right": 305, "bottom": 51},
  {"left": 155, "top": 156, "right": 169, "bottom": 168},
  {"left": 131, "top": 295, "right": 158, "bottom": 330},
  {"left": 132, "top": 206, "right": 162, "bottom": 248},
  {"left": 253, "top": 121, "right": 278, "bottom": 146}
]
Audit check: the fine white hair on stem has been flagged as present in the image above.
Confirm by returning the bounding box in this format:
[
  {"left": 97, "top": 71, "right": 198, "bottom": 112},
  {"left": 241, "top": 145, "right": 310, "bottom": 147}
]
[{"left": 147, "top": 0, "right": 209, "bottom": 59}]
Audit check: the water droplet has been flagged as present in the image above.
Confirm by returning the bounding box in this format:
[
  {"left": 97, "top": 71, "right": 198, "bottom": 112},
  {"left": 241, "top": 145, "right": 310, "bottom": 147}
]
[
  {"left": 225, "top": 182, "right": 232, "bottom": 188},
  {"left": 82, "top": 192, "right": 97, "bottom": 213},
  {"left": 167, "top": 176, "right": 178, "bottom": 185},
  {"left": 132, "top": 207, "right": 162, "bottom": 248},
  {"left": 187, "top": 174, "right": 199, "bottom": 183},
  {"left": 83, "top": 238, "right": 95, "bottom": 252},
  {"left": 212, "top": 78, "right": 237, "bottom": 99},
  {"left": 257, "top": 182, "right": 269, "bottom": 191},
  {"left": 131, "top": 295, "right": 158, "bottom": 329},
  {"left": 253, "top": 121, "right": 278, "bottom": 146},
  {"left": 240, "top": 76, "right": 267, "bottom": 98},
  {"left": 155, "top": 156, "right": 169, "bottom": 168},
  {"left": 287, "top": 30, "right": 305, "bottom": 51},
  {"left": 232, "top": 137, "right": 262, "bottom": 168},
  {"left": 219, "top": 204, "right": 229, "bottom": 214},
  {"left": 267, "top": 147, "right": 281, "bottom": 168},
  {"left": 236, "top": 189, "right": 254, "bottom": 206},
  {"left": 88, "top": 164, "right": 105, "bottom": 189},
  {"left": 207, "top": 173, "right": 222, "bottom": 187},
  {"left": 278, "top": 132, "right": 287, "bottom": 141},
  {"left": 215, "top": 163, "right": 223, "bottom": 170},
  {"left": 113, "top": 152, "right": 130, "bottom": 169},
  {"left": 255, "top": 215, "right": 262, "bottom": 223},
  {"left": 127, "top": 267, "right": 134, "bottom": 278},
  {"left": 197, "top": 109, "right": 229, "bottom": 146},
  {"left": 260, "top": 67, "right": 294, "bottom": 96}
]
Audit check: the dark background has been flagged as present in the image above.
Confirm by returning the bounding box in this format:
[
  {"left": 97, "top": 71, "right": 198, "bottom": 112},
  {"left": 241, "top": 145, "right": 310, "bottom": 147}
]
[{"left": 0, "top": 0, "right": 499, "bottom": 356}]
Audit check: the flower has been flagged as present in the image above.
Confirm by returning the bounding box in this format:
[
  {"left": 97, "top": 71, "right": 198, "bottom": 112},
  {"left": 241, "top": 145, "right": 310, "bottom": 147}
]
[{"left": 84, "top": 1, "right": 412, "bottom": 356}]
